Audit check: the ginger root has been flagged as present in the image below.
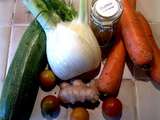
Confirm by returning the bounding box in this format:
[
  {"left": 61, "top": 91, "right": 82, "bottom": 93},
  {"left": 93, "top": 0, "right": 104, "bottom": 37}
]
[{"left": 58, "top": 80, "right": 99, "bottom": 104}]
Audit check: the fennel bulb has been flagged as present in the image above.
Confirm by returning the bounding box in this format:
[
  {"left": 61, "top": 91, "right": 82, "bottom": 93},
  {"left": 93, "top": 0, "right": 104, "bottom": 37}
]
[
  {"left": 46, "top": 0, "right": 101, "bottom": 80},
  {"left": 23, "top": 0, "right": 101, "bottom": 80},
  {"left": 46, "top": 20, "right": 101, "bottom": 80}
]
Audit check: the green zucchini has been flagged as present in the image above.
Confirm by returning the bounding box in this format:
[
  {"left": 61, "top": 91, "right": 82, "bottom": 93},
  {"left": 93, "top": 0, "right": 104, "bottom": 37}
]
[{"left": 0, "top": 20, "right": 47, "bottom": 120}]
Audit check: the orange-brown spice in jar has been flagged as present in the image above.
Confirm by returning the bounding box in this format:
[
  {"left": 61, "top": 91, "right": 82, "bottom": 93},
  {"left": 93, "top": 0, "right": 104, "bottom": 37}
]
[{"left": 90, "top": 0, "right": 123, "bottom": 48}]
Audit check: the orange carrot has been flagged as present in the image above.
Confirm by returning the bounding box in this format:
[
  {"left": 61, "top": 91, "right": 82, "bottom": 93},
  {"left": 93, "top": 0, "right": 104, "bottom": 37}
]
[
  {"left": 120, "top": 0, "right": 153, "bottom": 66},
  {"left": 97, "top": 32, "right": 126, "bottom": 96},
  {"left": 137, "top": 12, "right": 160, "bottom": 84}
]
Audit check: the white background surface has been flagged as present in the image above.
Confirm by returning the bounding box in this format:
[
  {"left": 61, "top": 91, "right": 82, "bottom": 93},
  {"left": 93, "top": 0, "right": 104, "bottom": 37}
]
[{"left": 0, "top": 0, "right": 160, "bottom": 120}]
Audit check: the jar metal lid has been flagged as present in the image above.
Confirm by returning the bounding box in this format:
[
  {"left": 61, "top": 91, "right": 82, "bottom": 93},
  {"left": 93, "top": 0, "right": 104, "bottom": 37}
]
[
  {"left": 95, "top": 0, "right": 119, "bottom": 18},
  {"left": 91, "top": 0, "right": 123, "bottom": 26}
]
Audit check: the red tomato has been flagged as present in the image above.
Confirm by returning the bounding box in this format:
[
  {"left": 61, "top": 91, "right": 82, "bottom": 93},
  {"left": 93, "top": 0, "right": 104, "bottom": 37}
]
[
  {"left": 102, "top": 97, "right": 122, "bottom": 117},
  {"left": 39, "top": 70, "right": 56, "bottom": 91},
  {"left": 41, "top": 95, "right": 60, "bottom": 118}
]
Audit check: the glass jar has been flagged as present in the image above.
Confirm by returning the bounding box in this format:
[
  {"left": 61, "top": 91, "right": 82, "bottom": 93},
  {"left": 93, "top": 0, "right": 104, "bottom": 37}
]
[{"left": 90, "top": 0, "right": 123, "bottom": 48}]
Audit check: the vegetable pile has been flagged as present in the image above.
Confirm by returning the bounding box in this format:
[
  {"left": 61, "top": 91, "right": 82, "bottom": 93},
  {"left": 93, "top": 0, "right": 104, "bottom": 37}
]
[{"left": 0, "top": 0, "right": 160, "bottom": 120}]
